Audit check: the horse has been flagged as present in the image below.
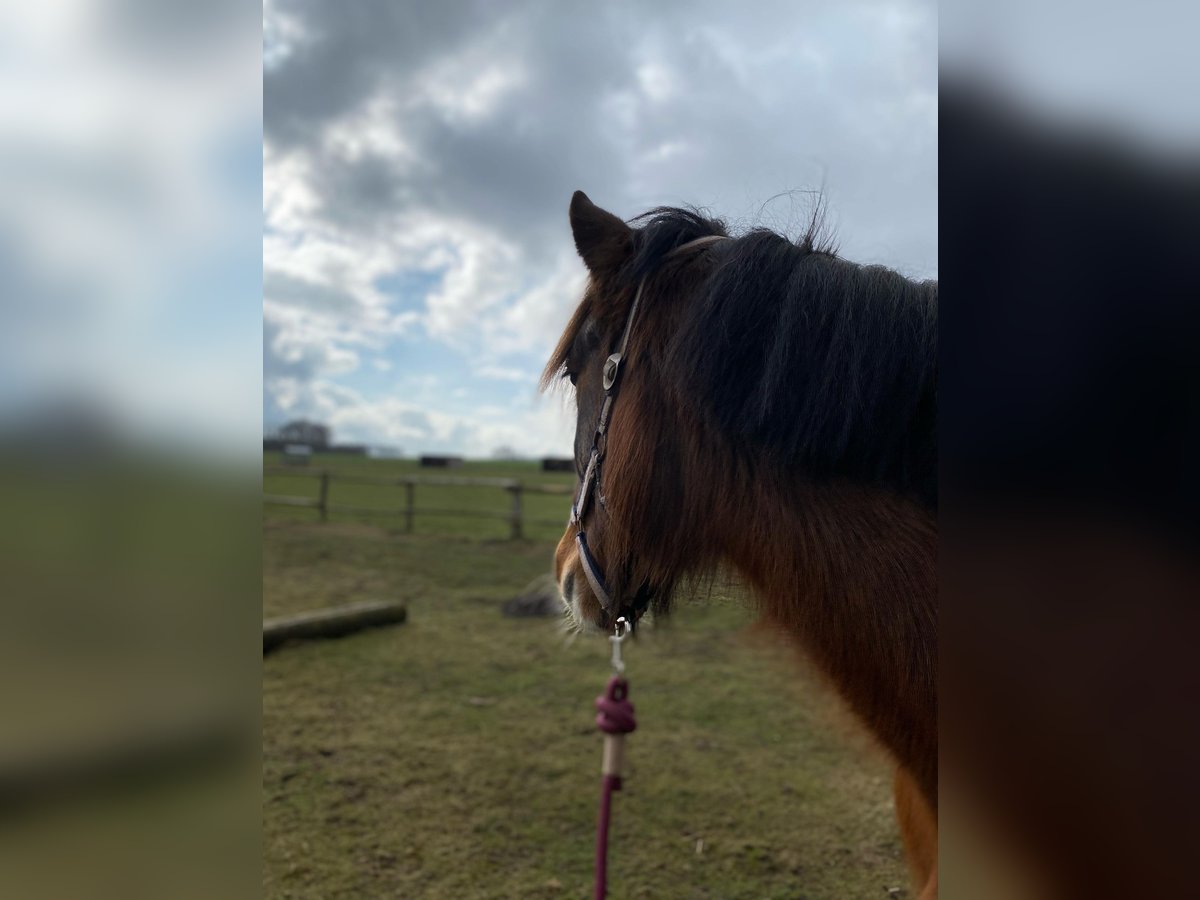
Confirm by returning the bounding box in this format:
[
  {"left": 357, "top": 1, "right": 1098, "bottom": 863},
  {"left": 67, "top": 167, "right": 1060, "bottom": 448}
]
[{"left": 542, "top": 191, "right": 938, "bottom": 897}]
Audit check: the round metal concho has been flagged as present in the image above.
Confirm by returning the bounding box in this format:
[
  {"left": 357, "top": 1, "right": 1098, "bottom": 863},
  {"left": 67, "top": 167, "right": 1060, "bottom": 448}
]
[{"left": 603, "top": 353, "right": 623, "bottom": 392}]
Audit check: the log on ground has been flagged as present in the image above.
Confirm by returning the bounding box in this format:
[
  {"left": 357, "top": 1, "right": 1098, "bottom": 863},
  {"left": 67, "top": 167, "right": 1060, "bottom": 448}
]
[{"left": 263, "top": 601, "right": 407, "bottom": 654}]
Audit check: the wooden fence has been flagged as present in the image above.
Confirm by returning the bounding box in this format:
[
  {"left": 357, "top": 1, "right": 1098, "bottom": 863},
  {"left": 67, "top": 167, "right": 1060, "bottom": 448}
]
[{"left": 262, "top": 466, "right": 574, "bottom": 539}]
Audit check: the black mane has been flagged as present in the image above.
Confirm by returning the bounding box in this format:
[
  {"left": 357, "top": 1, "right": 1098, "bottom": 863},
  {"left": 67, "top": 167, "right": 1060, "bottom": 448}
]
[{"left": 628, "top": 207, "right": 938, "bottom": 508}]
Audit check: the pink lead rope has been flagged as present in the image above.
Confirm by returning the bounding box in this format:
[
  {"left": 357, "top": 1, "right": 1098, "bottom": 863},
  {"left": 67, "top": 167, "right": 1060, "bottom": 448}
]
[{"left": 594, "top": 618, "right": 637, "bottom": 900}]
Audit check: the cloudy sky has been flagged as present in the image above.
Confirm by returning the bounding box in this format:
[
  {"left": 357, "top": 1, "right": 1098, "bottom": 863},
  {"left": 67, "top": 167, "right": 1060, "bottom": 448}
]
[
  {"left": 263, "top": 0, "right": 937, "bottom": 457},
  {"left": 0, "top": 0, "right": 259, "bottom": 458}
]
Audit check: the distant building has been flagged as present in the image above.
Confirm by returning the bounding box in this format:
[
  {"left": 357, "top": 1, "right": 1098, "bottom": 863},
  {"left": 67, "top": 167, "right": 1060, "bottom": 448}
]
[
  {"left": 277, "top": 420, "right": 330, "bottom": 448},
  {"left": 420, "top": 455, "right": 464, "bottom": 468},
  {"left": 281, "top": 444, "right": 313, "bottom": 465}
]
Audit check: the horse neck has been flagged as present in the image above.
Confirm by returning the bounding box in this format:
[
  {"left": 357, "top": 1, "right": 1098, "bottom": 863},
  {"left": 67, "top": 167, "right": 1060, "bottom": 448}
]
[{"left": 720, "top": 475, "right": 938, "bottom": 803}]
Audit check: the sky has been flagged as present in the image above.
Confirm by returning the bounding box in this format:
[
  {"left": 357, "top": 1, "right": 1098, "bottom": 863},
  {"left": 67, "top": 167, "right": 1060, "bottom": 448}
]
[
  {"left": 263, "top": 0, "right": 938, "bottom": 457},
  {"left": 0, "top": 0, "right": 261, "bottom": 460}
]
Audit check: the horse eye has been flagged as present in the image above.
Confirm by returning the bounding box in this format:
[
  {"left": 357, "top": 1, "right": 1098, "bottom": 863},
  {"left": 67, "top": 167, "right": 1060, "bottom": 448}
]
[{"left": 568, "top": 372, "right": 578, "bottom": 386}]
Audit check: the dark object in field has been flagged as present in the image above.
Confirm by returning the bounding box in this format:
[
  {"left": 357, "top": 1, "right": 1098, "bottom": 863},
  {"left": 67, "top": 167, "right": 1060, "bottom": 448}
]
[
  {"left": 541, "top": 457, "right": 574, "bottom": 472},
  {"left": 419, "top": 455, "right": 463, "bottom": 468},
  {"left": 263, "top": 600, "right": 408, "bottom": 654},
  {"left": 502, "top": 575, "right": 563, "bottom": 617}
]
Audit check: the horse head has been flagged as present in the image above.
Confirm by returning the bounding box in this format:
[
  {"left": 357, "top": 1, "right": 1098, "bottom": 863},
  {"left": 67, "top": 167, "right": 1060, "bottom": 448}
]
[{"left": 542, "top": 191, "right": 729, "bottom": 632}]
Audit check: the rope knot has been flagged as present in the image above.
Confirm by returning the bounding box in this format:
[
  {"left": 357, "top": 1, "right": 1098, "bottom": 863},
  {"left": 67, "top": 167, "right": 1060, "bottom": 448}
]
[{"left": 595, "top": 676, "right": 637, "bottom": 735}]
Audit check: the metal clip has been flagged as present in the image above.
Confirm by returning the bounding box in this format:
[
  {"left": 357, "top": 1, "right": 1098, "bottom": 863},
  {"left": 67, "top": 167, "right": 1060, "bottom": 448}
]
[{"left": 609, "top": 616, "right": 629, "bottom": 674}]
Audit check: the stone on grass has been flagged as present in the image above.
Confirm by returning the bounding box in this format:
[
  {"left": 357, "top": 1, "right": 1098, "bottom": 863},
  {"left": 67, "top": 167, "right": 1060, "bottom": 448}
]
[{"left": 502, "top": 574, "right": 563, "bottom": 618}]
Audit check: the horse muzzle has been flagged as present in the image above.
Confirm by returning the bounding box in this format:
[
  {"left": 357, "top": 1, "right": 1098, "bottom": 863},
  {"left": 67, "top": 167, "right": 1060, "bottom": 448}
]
[{"left": 556, "top": 530, "right": 652, "bottom": 631}]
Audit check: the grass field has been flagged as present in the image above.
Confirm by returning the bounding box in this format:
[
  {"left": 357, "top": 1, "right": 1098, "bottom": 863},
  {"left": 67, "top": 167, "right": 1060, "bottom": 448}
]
[{"left": 263, "top": 457, "right": 909, "bottom": 898}]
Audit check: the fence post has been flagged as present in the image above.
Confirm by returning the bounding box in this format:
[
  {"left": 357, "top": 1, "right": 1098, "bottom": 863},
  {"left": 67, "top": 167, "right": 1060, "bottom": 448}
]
[
  {"left": 509, "top": 483, "right": 523, "bottom": 540},
  {"left": 404, "top": 481, "right": 415, "bottom": 533},
  {"left": 318, "top": 471, "right": 330, "bottom": 522}
]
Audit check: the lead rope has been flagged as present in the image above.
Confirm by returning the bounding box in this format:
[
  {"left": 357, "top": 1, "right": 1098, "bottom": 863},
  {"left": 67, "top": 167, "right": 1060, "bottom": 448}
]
[{"left": 594, "top": 617, "right": 636, "bottom": 899}]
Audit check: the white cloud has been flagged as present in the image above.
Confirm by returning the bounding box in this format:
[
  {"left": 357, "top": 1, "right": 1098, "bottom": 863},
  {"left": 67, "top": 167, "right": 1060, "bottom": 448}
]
[
  {"left": 421, "top": 227, "right": 522, "bottom": 345},
  {"left": 473, "top": 365, "right": 534, "bottom": 383},
  {"left": 636, "top": 61, "right": 677, "bottom": 104},
  {"left": 422, "top": 60, "right": 528, "bottom": 125},
  {"left": 274, "top": 376, "right": 573, "bottom": 457}
]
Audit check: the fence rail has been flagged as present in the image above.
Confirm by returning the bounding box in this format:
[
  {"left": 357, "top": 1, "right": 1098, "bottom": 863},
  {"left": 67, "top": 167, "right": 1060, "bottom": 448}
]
[{"left": 263, "top": 466, "right": 573, "bottom": 538}]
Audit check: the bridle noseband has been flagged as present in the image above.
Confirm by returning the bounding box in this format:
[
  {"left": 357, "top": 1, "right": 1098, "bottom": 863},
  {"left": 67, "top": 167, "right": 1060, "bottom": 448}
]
[{"left": 569, "top": 234, "right": 729, "bottom": 618}]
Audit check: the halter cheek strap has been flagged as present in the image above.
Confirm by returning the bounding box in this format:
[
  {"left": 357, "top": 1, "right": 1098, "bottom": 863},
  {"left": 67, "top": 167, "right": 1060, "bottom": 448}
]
[{"left": 570, "top": 233, "right": 729, "bottom": 614}]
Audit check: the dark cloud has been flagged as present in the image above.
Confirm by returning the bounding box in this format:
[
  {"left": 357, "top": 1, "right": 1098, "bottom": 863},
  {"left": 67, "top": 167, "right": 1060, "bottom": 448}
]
[{"left": 266, "top": 0, "right": 936, "bottom": 274}]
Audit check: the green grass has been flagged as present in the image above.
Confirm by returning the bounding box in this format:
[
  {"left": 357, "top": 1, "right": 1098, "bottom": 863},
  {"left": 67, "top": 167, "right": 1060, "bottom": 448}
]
[{"left": 263, "top": 480, "right": 911, "bottom": 898}]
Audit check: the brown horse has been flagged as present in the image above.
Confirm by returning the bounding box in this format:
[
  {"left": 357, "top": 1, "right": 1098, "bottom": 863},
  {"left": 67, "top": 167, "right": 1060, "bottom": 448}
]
[{"left": 543, "top": 191, "right": 938, "bottom": 897}]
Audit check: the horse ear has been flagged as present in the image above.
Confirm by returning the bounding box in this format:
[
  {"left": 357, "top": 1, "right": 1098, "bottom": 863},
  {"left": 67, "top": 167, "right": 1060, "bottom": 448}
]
[{"left": 570, "top": 191, "right": 632, "bottom": 273}]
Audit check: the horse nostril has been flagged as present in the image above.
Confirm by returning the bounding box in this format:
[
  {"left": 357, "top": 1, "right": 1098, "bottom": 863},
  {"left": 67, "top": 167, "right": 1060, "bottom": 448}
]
[{"left": 563, "top": 571, "right": 576, "bottom": 599}]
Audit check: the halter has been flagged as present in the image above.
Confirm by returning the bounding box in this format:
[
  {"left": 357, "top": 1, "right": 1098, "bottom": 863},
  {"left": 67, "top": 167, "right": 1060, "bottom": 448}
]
[{"left": 569, "top": 234, "right": 729, "bottom": 617}]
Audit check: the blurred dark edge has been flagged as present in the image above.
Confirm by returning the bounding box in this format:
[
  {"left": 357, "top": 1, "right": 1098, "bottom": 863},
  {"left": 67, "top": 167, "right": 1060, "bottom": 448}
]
[
  {"left": 941, "top": 76, "right": 1200, "bottom": 898},
  {"left": 0, "top": 716, "right": 249, "bottom": 817},
  {"left": 0, "top": 445, "right": 259, "bottom": 898}
]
